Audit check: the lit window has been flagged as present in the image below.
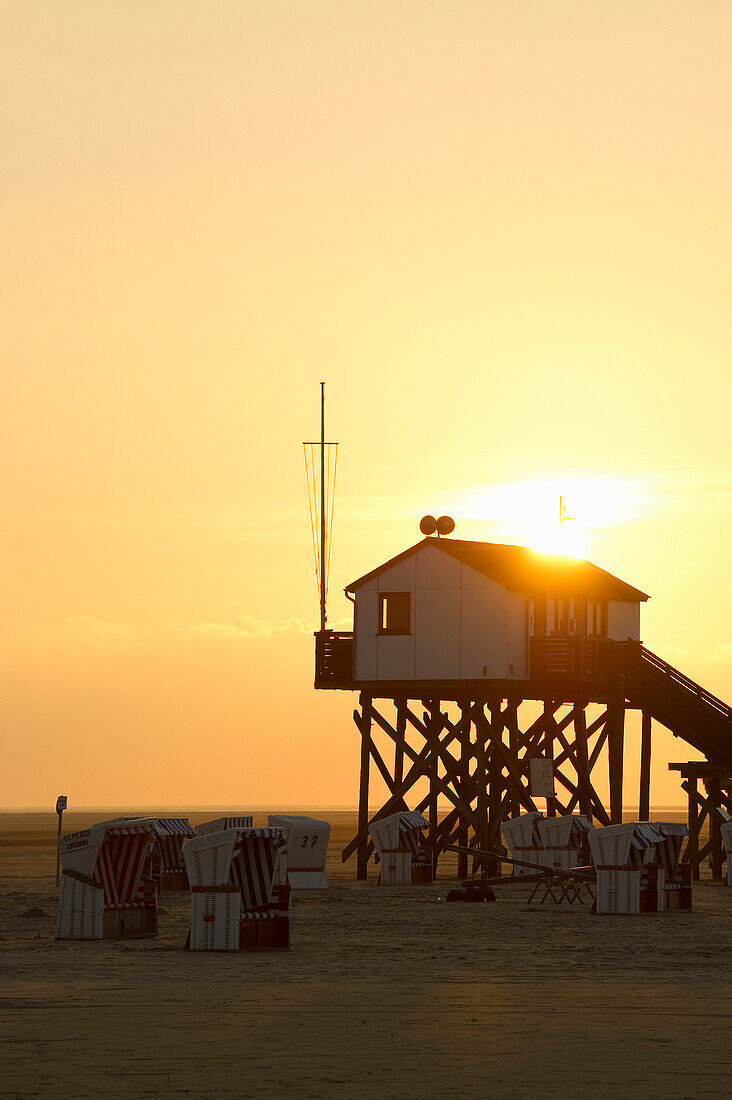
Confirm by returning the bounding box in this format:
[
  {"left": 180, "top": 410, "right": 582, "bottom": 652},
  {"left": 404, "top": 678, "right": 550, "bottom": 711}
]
[
  {"left": 378, "top": 592, "right": 411, "bottom": 635},
  {"left": 588, "top": 600, "right": 605, "bottom": 638}
]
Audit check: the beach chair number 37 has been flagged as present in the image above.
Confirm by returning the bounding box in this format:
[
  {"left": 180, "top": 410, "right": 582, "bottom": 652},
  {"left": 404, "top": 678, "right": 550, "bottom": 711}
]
[{"left": 301, "top": 835, "right": 319, "bottom": 847}]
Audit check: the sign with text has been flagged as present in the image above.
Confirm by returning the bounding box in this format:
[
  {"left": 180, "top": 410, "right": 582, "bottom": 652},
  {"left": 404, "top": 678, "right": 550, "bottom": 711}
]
[
  {"left": 56, "top": 795, "right": 67, "bottom": 814},
  {"left": 529, "top": 758, "right": 555, "bottom": 798}
]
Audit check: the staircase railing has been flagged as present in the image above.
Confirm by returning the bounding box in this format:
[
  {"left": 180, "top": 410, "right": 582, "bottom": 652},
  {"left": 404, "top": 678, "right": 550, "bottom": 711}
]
[{"left": 616, "top": 641, "right": 732, "bottom": 721}]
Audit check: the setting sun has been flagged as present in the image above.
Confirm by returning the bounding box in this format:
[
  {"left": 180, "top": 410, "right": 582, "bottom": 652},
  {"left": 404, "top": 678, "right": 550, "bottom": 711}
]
[{"left": 452, "top": 475, "right": 646, "bottom": 559}]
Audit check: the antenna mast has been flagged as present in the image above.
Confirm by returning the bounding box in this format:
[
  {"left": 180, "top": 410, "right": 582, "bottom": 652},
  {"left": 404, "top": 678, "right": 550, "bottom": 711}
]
[
  {"left": 320, "top": 381, "right": 326, "bottom": 632},
  {"left": 303, "top": 384, "right": 338, "bottom": 633}
]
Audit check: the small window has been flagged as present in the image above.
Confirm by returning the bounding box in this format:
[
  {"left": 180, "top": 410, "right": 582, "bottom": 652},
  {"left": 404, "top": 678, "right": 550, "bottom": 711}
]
[{"left": 378, "top": 592, "right": 411, "bottom": 635}]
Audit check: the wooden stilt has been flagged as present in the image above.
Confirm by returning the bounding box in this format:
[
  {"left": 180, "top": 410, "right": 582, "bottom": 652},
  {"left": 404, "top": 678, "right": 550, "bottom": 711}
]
[
  {"left": 543, "top": 700, "right": 558, "bottom": 817},
  {"left": 639, "top": 711, "right": 652, "bottom": 821},
  {"left": 687, "top": 776, "right": 699, "bottom": 881},
  {"left": 356, "top": 693, "right": 372, "bottom": 881},
  {"left": 427, "top": 700, "right": 440, "bottom": 877},
  {"left": 505, "top": 701, "right": 519, "bottom": 817},
  {"left": 707, "top": 778, "right": 723, "bottom": 880},
  {"left": 608, "top": 702, "right": 625, "bottom": 824},
  {"left": 475, "top": 706, "right": 490, "bottom": 876},
  {"left": 394, "top": 696, "right": 406, "bottom": 789},
  {"left": 457, "top": 703, "right": 471, "bottom": 879},
  {"left": 573, "top": 702, "right": 592, "bottom": 819},
  {"left": 487, "top": 703, "right": 505, "bottom": 876}
]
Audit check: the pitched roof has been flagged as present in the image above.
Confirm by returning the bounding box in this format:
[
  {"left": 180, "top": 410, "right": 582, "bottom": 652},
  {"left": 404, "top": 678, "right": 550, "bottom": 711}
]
[{"left": 345, "top": 538, "right": 650, "bottom": 601}]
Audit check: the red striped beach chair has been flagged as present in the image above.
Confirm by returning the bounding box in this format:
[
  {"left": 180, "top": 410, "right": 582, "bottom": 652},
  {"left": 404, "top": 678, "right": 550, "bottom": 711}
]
[
  {"left": 183, "top": 827, "right": 289, "bottom": 951},
  {"left": 56, "top": 819, "right": 158, "bottom": 940},
  {"left": 651, "top": 821, "right": 692, "bottom": 909},
  {"left": 194, "top": 815, "right": 253, "bottom": 836},
  {"left": 150, "top": 818, "right": 195, "bottom": 892}
]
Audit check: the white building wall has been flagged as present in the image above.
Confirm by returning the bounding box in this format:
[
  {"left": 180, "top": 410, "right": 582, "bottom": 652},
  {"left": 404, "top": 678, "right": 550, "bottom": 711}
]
[
  {"left": 353, "top": 545, "right": 518, "bottom": 682},
  {"left": 377, "top": 554, "right": 417, "bottom": 679},
  {"left": 607, "top": 601, "right": 641, "bottom": 641},
  {"left": 352, "top": 545, "right": 642, "bottom": 681},
  {"left": 459, "top": 564, "right": 511, "bottom": 679},
  {"left": 507, "top": 596, "right": 528, "bottom": 679},
  {"left": 353, "top": 577, "right": 378, "bottom": 680},
  {"left": 414, "top": 547, "right": 460, "bottom": 679}
]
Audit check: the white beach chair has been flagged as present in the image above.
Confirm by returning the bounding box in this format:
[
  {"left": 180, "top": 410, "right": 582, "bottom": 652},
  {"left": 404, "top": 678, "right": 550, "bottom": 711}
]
[
  {"left": 588, "top": 822, "right": 666, "bottom": 914},
  {"left": 183, "top": 827, "right": 289, "bottom": 951},
  {"left": 267, "top": 815, "right": 331, "bottom": 888},
  {"left": 535, "top": 814, "right": 592, "bottom": 872},
  {"left": 501, "top": 811, "right": 544, "bottom": 875},
  {"left": 56, "top": 819, "right": 158, "bottom": 940},
  {"left": 369, "top": 810, "right": 431, "bottom": 885}
]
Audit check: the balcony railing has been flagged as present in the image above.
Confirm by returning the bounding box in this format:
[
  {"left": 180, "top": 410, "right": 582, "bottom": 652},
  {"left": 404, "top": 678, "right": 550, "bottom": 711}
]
[
  {"left": 315, "top": 630, "right": 354, "bottom": 688},
  {"left": 530, "top": 636, "right": 616, "bottom": 684}
]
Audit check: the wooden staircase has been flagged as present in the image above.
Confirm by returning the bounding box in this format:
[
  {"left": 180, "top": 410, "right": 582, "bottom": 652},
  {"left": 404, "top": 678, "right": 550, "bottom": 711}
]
[{"left": 612, "top": 642, "right": 732, "bottom": 767}]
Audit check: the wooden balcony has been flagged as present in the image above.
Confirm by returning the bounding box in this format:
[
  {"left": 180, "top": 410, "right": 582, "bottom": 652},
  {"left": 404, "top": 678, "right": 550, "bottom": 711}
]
[
  {"left": 529, "top": 635, "right": 617, "bottom": 686},
  {"left": 314, "top": 630, "right": 354, "bottom": 689}
]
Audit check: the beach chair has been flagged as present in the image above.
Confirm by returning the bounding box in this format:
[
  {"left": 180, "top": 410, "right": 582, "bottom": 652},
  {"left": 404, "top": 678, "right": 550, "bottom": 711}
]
[
  {"left": 588, "top": 822, "right": 665, "bottom": 914},
  {"left": 651, "top": 821, "right": 692, "bottom": 910},
  {"left": 369, "top": 810, "right": 431, "bottom": 885},
  {"left": 535, "top": 814, "right": 592, "bottom": 871},
  {"left": 149, "top": 818, "right": 195, "bottom": 892},
  {"left": 56, "top": 819, "right": 158, "bottom": 940},
  {"left": 501, "top": 811, "right": 544, "bottom": 875},
  {"left": 720, "top": 820, "right": 732, "bottom": 886},
  {"left": 183, "top": 827, "right": 290, "bottom": 951},
  {"left": 194, "top": 815, "right": 253, "bottom": 836},
  {"left": 268, "top": 814, "right": 331, "bottom": 888}
]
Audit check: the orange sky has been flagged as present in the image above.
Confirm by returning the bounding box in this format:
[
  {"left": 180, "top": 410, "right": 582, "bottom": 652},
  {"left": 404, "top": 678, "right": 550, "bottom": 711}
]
[{"left": 2, "top": 2, "right": 731, "bottom": 808}]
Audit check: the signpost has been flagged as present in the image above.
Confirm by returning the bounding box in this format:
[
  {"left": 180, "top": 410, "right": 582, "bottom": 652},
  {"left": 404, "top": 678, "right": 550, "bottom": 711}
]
[
  {"left": 529, "top": 758, "right": 555, "bottom": 799},
  {"left": 55, "top": 795, "right": 67, "bottom": 887}
]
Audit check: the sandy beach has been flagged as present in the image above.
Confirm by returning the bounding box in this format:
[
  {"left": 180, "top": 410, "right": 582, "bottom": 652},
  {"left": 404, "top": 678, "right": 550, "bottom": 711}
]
[{"left": 1, "top": 810, "right": 731, "bottom": 1099}]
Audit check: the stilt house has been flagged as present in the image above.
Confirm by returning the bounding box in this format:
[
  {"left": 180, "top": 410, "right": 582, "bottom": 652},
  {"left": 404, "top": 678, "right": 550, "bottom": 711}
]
[
  {"left": 320, "top": 537, "right": 647, "bottom": 690},
  {"left": 314, "top": 532, "right": 732, "bottom": 880}
]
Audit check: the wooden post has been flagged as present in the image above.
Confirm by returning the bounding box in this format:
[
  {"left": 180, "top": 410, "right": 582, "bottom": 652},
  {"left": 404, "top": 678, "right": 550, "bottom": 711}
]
[
  {"left": 543, "top": 701, "right": 557, "bottom": 817},
  {"left": 427, "top": 700, "right": 440, "bottom": 877},
  {"left": 457, "top": 703, "right": 471, "bottom": 879},
  {"left": 488, "top": 702, "right": 505, "bottom": 875},
  {"left": 506, "top": 700, "right": 520, "bottom": 818},
  {"left": 55, "top": 794, "right": 67, "bottom": 887},
  {"left": 607, "top": 702, "right": 625, "bottom": 824},
  {"left": 356, "top": 693, "right": 372, "bottom": 881},
  {"left": 394, "top": 697, "right": 406, "bottom": 789},
  {"left": 475, "top": 706, "right": 490, "bottom": 876},
  {"left": 639, "top": 711, "right": 652, "bottom": 821},
  {"left": 687, "top": 776, "right": 699, "bottom": 881},
  {"left": 574, "top": 702, "right": 592, "bottom": 819},
  {"left": 707, "top": 778, "right": 723, "bottom": 880}
]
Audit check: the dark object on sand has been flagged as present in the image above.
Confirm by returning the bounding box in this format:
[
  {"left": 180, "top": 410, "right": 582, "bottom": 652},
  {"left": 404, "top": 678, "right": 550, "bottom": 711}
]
[
  {"left": 476, "top": 886, "right": 496, "bottom": 903},
  {"left": 21, "top": 907, "right": 50, "bottom": 919},
  {"left": 445, "top": 886, "right": 495, "bottom": 903}
]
